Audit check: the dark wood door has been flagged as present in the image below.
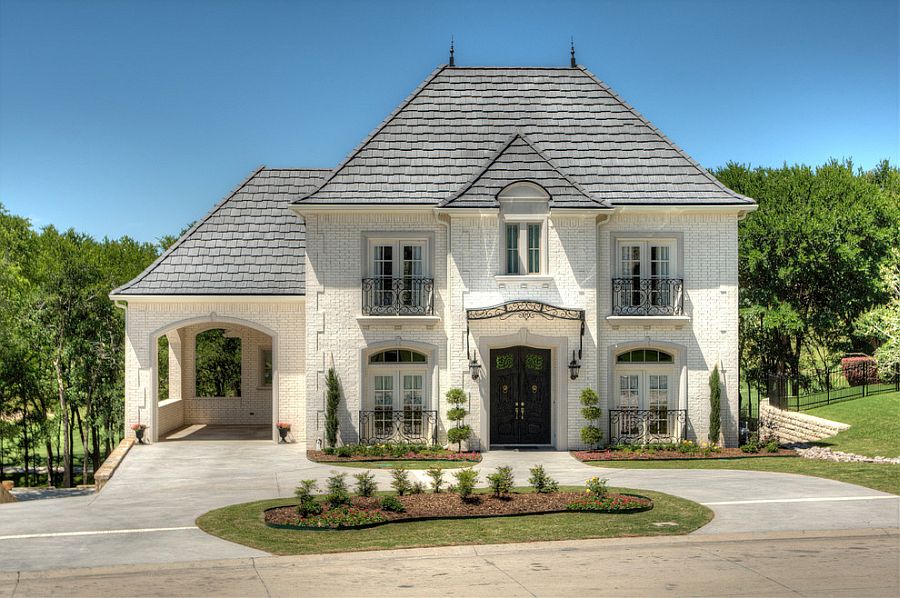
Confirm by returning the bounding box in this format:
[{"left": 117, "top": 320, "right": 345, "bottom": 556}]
[{"left": 489, "top": 347, "right": 552, "bottom": 446}]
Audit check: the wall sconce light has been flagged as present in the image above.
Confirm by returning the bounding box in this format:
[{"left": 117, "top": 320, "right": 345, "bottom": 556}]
[
  {"left": 569, "top": 350, "right": 581, "bottom": 380},
  {"left": 469, "top": 357, "right": 481, "bottom": 381}
]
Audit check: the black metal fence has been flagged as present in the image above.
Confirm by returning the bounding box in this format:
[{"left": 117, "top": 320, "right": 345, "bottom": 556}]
[
  {"left": 766, "top": 362, "right": 899, "bottom": 412},
  {"left": 361, "top": 277, "right": 434, "bottom": 316},
  {"left": 611, "top": 278, "right": 684, "bottom": 316}
]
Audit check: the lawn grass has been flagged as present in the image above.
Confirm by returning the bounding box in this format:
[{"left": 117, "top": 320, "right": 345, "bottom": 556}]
[
  {"left": 325, "top": 459, "right": 475, "bottom": 470},
  {"left": 588, "top": 459, "right": 900, "bottom": 495},
  {"left": 196, "top": 486, "right": 712, "bottom": 555},
  {"left": 807, "top": 391, "right": 900, "bottom": 458}
]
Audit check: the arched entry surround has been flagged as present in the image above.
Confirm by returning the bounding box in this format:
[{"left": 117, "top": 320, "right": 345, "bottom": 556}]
[
  {"left": 147, "top": 315, "right": 280, "bottom": 443},
  {"left": 476, "top": 328, "right": 569, "bottom": 450},
  {"left": 607, "top": 339, "right": 688, "bottom": 440}
]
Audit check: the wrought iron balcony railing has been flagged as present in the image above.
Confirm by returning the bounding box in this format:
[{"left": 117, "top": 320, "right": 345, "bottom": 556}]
[
  {"left": 361, "top": 277, "right": 435, "bottom": 316},
  {"left": 359, "top": 410, "right": 437, "bottom": 445},
  {"left": 608, "top": 408, "right": 687, "bottom": 445},
  {"left": 612, "top": 278, "right": 684, "bottom": 316}
]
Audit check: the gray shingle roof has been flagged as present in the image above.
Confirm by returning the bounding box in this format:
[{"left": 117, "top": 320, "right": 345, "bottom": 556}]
[
  {"left": 296, "top": 66, "right": 753, "bottom": 206},
  {"left": 112, "top": 168, "right": 327, "bottom": 296},
  {"left": 441, "top": 132, "right": 608, "bottom": 209}
]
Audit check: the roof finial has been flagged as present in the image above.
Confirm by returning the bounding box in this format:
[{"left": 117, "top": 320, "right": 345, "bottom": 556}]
[
  {"left": 570, "top": 37, "right": 576, "bottom": 67},
  {"left": 449, "top": 36, "right": 455, "bottom": 67}
]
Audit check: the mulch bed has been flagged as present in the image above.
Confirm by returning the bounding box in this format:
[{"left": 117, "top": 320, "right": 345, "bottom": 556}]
[
  {"left": 307, "top": 450, "right": 482, "bottom": 463},
  {"left": 265, "top": 492, "right": 652, "bottom": 529},
  {"left": 573, "top": 448, "right": 798, "bottom": 461}
]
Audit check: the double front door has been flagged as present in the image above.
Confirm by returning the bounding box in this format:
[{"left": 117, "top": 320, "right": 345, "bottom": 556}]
[{"left": 489, "top": 346, "right": 552, "bottom": 446}]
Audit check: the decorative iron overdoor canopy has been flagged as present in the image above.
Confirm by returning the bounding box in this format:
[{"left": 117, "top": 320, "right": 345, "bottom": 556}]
[{"left": 465, "top": 300, "right": 586, "bottom": 359}]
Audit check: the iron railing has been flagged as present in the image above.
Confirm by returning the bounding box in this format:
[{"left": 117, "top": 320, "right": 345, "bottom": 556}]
[
  {"left": 608, "top": 408, "right": 687, "bottom": 445},
  {"left": 358, "top": 409, "right": 437, "bottom": 444},
  {"left": 612, "top": 278, "right": 684, "bottom": 316},
  {"left": 767, "top": 362, "right": 899, "bottom": 412},
  {"left": 361, "top": 277, "right": 434, "bottom": 316}
]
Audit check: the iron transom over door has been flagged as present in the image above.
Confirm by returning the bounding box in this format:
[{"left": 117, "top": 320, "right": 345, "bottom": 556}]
[{"left": 489, "top": 346, "right": 551, "bottom": 446}]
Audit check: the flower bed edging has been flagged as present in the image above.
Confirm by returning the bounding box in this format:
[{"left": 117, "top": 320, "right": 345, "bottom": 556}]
[
  {"left": 572, "top": 449, "right": 798, "bottom": 462},
  {"left": 307, "top": 450, "right": 482, "bottom": 464}
]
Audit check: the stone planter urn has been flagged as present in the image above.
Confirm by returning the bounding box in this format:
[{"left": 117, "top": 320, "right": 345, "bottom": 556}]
[
  {"left": 131, "top": 424, "right": 147, "bottom": 444},
  {"left": 276, "top": 422, "right": 291, "bottom": 443}
]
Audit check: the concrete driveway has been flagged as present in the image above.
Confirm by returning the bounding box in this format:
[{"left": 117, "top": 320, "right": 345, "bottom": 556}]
[{"left": 0, "top": 431, "right": 897, "bottom": 572}]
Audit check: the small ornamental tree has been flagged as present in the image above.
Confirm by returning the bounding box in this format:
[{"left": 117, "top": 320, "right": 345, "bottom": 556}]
[
  {"left": 445, "top": 387, "right": 471, "bottom": 452},
  {"left": 579, "top": 388, "right": 603, "bottom": 450},
  {"left": 325, "top": 367, "right": 341, "bottom": 448},
  {"left": 708, "top": 364, "right": 721, "bottom": 444}
]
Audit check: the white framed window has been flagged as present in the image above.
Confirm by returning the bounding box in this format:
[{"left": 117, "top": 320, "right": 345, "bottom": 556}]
[
  {"left": 615, "top": 239, "right": 679, "bottom": 313},
  {"left": 613, "top": 348, "right": 678, "bottom": 442},
  {"left": 365, "top": 238, "right": 430, "bottom": 313},
  {"left": 367, "top": 349, "right": 429, "bottom": 439},
  {"left": 503, "top": 221, "right": 545, "bottom": 275}
]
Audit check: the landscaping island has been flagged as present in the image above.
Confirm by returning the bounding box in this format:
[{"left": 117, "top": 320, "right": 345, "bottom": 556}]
[
  {"left": 197, "top": 466, "right": 712, "bottom": 555},
  {"left": 307, "top": 443, "right": 481, "bottom": 469}
]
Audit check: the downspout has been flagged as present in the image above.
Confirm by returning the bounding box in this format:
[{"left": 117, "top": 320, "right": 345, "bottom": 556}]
[{"left": 435, "top": 211, "right": 451, "bottom": 434}]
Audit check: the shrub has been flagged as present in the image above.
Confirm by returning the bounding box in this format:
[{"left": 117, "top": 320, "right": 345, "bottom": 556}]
[
  {"left": 426, "top": 466, "right": 445, "bottom": 493},
  {"left": 452, "top": 467, "right": 478, "bottom": 500},
  {"left": 323, "top": 447, "right": 335, "bottom": 455},
  {"left": 325, "top": 367, "right": 341, "bottom": 448},
  {"left": 528, "top": 464, "right": 559, "bottom": 494},
  {"left": 299, "top": 505, "right": 387, "bottom": 528},
  {"left": 446, "top": 388, "right": 471, "bottom": 451},
  {"left": 294, "top": 479, "right": 322, "bottom": 517},
  {"left": 379, "top": 495, "right": 406, "bottom": 513},
  {"left": 486, "top": 465, "right": 515, "bottom": 498},
  {"left": 841, "top": 356, "right": 879, "bottom": 386},
  {"left": 585, "top": 476, "right": 608, "bottom": 497},
  {"left": 765, "top": 439, "right": 780, "bottom": 453},
  {"left": 567, "top": 494, "right": 652, "bottom": 512},
  {"left": 709, "top": 365, "right": 721, "bottom": 444},
  {"left": 335, "top": 445, "right": 353, "bottom": 458},
  {"left": 353, "top": 471, "right": 377, "bottom": 497},
  {"left": 390, "top": 467, "right": 412, "bottom": 496},
  {"left": 325, "top": 472, "right": 350, "bottom": 507},
  {"left": 410, "top": 481, "right": 426, "bottom": 495},
  {"left": 579, "top": 388, "right": 603, "bottom": 450}
]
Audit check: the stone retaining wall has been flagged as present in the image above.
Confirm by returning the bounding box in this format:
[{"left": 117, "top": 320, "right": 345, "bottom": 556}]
[{"left": 759, "top": 399, "right": 850, "bottom": 443}]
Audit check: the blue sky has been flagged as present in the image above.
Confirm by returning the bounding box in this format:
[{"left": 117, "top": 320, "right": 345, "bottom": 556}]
[{"left": 1, "top": 0, "right": 897, "bottom": 243}]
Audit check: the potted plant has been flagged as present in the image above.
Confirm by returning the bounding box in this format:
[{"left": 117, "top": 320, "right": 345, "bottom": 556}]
[
  {"left": 276, "top": 421, "right": 292, "bottom": 443},
  {"left": 131, "top": 423, "right": 147, "bottom": 444}
]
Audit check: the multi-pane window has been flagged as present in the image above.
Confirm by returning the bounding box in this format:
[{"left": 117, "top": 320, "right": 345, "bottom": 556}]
[
  {"left": 615, "top": 349, "right": 675, "bottom": 440},
  {"left": 373, "top": 375, "right": 394, "bottom": 436},
  {"left": 504, "top": 222, "right": 543, "bottom": 275},
  {"left": 367, "top": 239, "right": 429, "bottom": 314},
  {"left": 402, "top": 374, "right": 424, "bottom": 435},
  {"left": 616, "top": 240, "right": 677, "bottom": 311},
  {"left": 527, "top": 223, "right": 541, "bottom": 273},
  {"left": 505, "top": 224, "right": 520, "bottom": 274},
  {"left": 369, "top": 350, "right": 428, "bottom": 441}
]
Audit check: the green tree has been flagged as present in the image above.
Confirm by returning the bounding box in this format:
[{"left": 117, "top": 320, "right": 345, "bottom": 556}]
[
  {"left": 325, "top": 367, "right": 341, "bottom": 448},
  {"left": 708, "top": 365, "right": 721, "bottom": 444},
  {"left": 445, "top": 387, "right": 471, "bottom": 452},
  {"left": 856, "top": 247, "right": 900, "bottom": 372},
  {"left": 714, "top": 160, "right": 900, "bottom": 385}
]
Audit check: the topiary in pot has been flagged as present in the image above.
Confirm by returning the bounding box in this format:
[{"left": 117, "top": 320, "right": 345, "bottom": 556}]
[
  {"left": 445, "top": 387, "right": 471, "bottom": 452},
  {"left": 579, "top": 388, "right": 603, "bottom": 450}
]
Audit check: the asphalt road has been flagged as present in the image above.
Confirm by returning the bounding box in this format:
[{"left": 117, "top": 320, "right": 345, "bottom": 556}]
[{"left": 1, "top": 529, "right": 897, "bottom": 597}]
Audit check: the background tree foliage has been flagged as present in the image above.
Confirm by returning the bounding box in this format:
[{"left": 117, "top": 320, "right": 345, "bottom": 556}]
[{"left": 713, "top": 159, "right": 900, "bottom": 386}]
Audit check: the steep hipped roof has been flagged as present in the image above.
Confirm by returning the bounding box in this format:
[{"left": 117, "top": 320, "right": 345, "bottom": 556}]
[
  {"left": 296, "top": 66, "right": 753, "bottom": 206},
  {"left": 440, "top": 133, "right": 608, "bottom": 209},
  {"left": 112, "top": 168, "right": 327, "bottom": 296}
]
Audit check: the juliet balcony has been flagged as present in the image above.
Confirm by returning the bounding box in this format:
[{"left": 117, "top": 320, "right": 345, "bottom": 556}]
[
  {"left": 608, "top": 278, "right": 688, "bottom": 328},
  {"left": 361, "top": 277, "right": 435, "bottom": 316}
]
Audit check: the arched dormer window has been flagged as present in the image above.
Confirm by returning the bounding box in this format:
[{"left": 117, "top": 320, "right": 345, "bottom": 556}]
[{"left": 498, "top": 182, "right": 549, "bottom": 275}]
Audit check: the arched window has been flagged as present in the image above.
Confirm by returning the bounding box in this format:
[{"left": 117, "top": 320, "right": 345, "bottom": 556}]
[
  {"left": 366, "top": 348, "right": 429, "bottom": 442},
  {"left": 369, "top": 349, "right": 427, "bottom": 364},
  {"left": 616, "top": 349, "right": 673, "bottom": 363},
  {"left": 613, "top": 347, "right": 677, "bottom": 443},
  {"left": 498, "top": 182, "right": 549, "bottom": 275}
]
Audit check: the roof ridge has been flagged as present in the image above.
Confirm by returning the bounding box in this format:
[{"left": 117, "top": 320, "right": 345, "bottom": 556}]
[
  {"left": 576, "top": 66, "right": 753, "bottom": 204},
  {"left": 295, "top": 65, "right": 448, "bottom": 204},
  {"left": 110, "top": 166, "right": 267, "bottom": 296},
  {"left": 263, "top": 167, "right": 332, "bottom": 172},
  {"left": 440, "top": 131, "right": 608, "bottom": 208}
]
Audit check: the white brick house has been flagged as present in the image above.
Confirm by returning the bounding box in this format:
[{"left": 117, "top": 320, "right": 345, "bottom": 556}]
[{"left": 111, "top": 63, "right": 755, "bottom": 449}]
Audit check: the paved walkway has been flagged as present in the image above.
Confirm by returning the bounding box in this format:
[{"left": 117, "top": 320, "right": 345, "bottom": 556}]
[
  {"left": 2, "top": 530, "right": 898, "bottom": 597},
  {"left": 0, "top": 436, "right": 897, "bottom": 571}
]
